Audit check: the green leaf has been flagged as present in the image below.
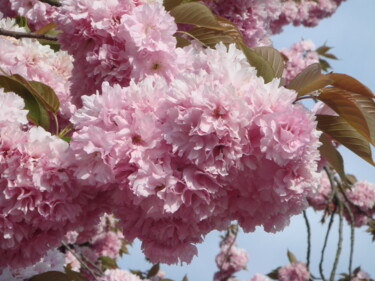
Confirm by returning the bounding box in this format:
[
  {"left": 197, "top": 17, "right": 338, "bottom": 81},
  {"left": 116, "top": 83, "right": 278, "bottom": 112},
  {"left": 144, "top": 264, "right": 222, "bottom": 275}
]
[
  {"left": 287, "top": 250, "right": 297, "bottom": 263},
  {"left": 318, "top": 133, "right": 346, "bottom": 182},
  {"left": 254, "top": 46, "right": 285, "bottom": 78},
  {"left": 99, "top": 256, "right": 118, "bottom": 271},
  {"left": 240, "top": 44, "right": 275, "bottom": 83},
  {"left": 175, "top": 35, "right": 191, "bottom": 48},
  {"left": 267, "top": 268, "right": 280, "bottom": 280},
  {"left": 215, "top": 16, "right": 243, "bottom": 42},
  {"left": 287, "top": 63, "right": 328, "bottom": 96},
  {"left": 163, "top": 0, "right": 183, "bottom": 11},
  {"left": 316, "top": 115, "right": 375, "bottom": 166},
  {"left": 34, "top": 22, "right": 57, "bottom": 35},
  {"left": 327, "top": 73, "right": 375, "bottom": 98},
  {"left": 38, "top": 39, "right": 61, "bottom": 52},
  {"left": 30, "top": 271, "right": 69, "bottom": 281},
  {"left": 317, "top": 88, "right": 373, "bottom": 144},
  {"left": 170, "top": 2, "right": 223, "bottom": 30},
  {"left": 187, "top": 27, "right": 236, "bottom": 48},
  {"left": 316, "top": 45, "right": 331, "bottom": 55},
  {"left": 0, "top": 75, "right": 49, "bottom": 128},
  {"left": 147, "top": 263, "right": 160, "bottom": 278},
  {"left": 182, "top": 274, "right": 189, "bottom": 281},
  {"left": 319, "top": 58, "right": 331, "bottom": 72},
  {"left": 12, "top": 74, "right": 60, "bottom": 113},
  {"left": 15, "top": 16, "right": 30, "bottom": 32}
]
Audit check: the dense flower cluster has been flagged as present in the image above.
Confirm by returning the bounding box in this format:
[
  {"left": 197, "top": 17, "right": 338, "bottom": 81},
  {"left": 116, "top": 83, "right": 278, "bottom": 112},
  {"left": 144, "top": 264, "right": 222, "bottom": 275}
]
[
  {"left": 0, "top": 16, "right": 74, "bottom": 119},
  {"left": 280, "top": 40, "right": 319, "bottom": 84},
  {"left": 0, "top": 0, "right": 56, "bottom": 30},
  {"left": 54, "top": 0, "right": 178, "bottom": 103},
  {"left": 206, "top": 0, "right": 346, "bottom": 46},
  {"left": 0, "top": 89, "right": 109, "bottom": 268},
  {"left": 214, "top": 233, "right": 248, "bottom": 281},
  {"left": 308, "top": 172, "right": 375, "bottom": 227},
  {"left": 70, "top": 43, "right": 321, "bottom": 264},
  {"left": 271, "top": 0, "right": 346, "bottom": 34},
  {"left": 2, "top": 0, "right": 372, "bottom": 280},
  {"left": 346, "top": 181, "right": 375, "bottom": 226}
]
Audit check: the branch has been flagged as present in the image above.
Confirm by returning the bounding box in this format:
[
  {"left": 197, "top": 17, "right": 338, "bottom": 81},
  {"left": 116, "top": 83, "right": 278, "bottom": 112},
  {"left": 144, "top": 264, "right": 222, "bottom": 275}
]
[
  {"left": 319, "top": 204, "right": 337, "bottom": 281},
  {"left": 330, "top": 199, "right": 343, "bottom": 281},
  {"left": 0, "top": 28, "right": 58, "bottom": 41},
  {"left": 38, "top": 0, "right": 61, "bottom": 7},
  {"left": 337, "top": 181, "right": 355, "bottom": 277},
  {"left": 303, "top": 210, "right": 311, "bottom": 270}
]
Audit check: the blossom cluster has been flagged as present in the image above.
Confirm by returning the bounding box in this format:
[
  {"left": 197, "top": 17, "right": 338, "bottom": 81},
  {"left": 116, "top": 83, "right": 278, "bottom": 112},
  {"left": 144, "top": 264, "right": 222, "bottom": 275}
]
[
  {"left": 69, "top": 42, "right": 321, "bottom": 265},
  {"left": 308, "top": 172, "right": 375, "bottom": 227},
  {"left": 0, "top": 0, "right": 367, "bottom": 279},
  {"left": 280, "top": 40, "right": 319, "bottom": 84},
  {"left": 214, "top": 233, "right": 248, "bottom": 281},
  {"left": 206, "top": 0, "right": 346, "bottom": 47}
]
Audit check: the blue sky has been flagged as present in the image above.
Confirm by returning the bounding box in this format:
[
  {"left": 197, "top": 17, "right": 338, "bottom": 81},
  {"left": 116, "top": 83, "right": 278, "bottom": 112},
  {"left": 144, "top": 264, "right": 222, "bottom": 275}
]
[{"left": 119, "top": 1, "right": 375, "bottom": 280}]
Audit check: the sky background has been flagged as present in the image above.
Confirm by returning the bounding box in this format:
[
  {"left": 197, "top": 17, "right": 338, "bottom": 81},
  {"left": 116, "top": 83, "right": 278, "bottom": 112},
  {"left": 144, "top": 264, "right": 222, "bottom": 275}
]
[{"left": 119, "top": 1, "right": 375, "bottom": 280}]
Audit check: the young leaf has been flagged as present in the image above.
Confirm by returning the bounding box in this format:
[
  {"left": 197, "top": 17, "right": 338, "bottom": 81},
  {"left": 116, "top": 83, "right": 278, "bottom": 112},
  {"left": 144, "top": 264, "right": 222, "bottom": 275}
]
[
  {"left": 147, "top": 263, "right": 160, "bottom": 278},
  {"left": 163, "top": 0, "right": 183, "bottom": 11},
  {"left": 170, "top": 2, "right": 223, "bottom": 30},
  {"left": 187, "top": 27, "right": 236, "bottom": 47},
  {"left": 175, "top": 35, "right": 191, "bottom": 47},
  {"left": 318, "top": 133, "right": 346, "bottom": 182},
  {"left": 316, "top": 115, "right": 375, "bottom": 166},
  {"left": 11, "top": 74, "right": 60, "bottom": 113},
  {"left": 215, "top": 16, "right": 244, "bottom": 42},
  {"left": 287, "top": 63, "right": 326, "bottom": 96},
  {"left": 287, "top": 250, "right": 297, "bottom": 263},
  {"left": 254, "top": 46, "right": 285, "bottom": 78},
  {"left": 34, "top": 22, "right": 57, "bottom": 35},
  {"left": 99, "top": 256, "right": 118, "bottom": 271},
  {"left": 30, "top": 271, "right": 69, "bottom": 281},
  {"left": 317, "top": 88, "right": 373, "bottom": 143},
  {"left": 319, "top": 58, "right": 331, "bottom": 72},
  {"left": 240, "top": 44, "right": 275, "bottom": 83},
  {"left": 267, "top": 268, "right": 280, "bottom": 280},
  {"left": 0, "top": 75, "right": 48, "bottom": 128},
  {"left": 327, "top": 73, "right": 375, "bottom": 98}
]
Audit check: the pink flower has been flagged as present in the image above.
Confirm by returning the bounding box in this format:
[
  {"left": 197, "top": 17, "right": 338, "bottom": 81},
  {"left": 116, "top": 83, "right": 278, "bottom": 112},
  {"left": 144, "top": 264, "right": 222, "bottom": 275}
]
[
  {"left": 249, "top": 274, "right": 271, "bottom": 281},
  {"left": 278, "top": 262, "right": 310, "bottom": 281},
  {"left": 345, "top": 181, "right": 375, "bottom": 226},
  {"left": 99, "top": 269, "right": 145, "bottom": 281}
]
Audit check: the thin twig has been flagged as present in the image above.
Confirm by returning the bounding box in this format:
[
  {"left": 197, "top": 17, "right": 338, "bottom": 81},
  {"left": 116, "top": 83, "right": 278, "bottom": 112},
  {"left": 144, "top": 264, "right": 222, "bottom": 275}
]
[
  {"left": 62, "top": 242, "right": 101, "bottom": 279},
  {"left": 0, "top": 28, "right": 57, "bottom": 41},
  {"left": 219, "top": 225, "right": 239, "bottom": 271},
  {"left": 330, "top": 199, "right": 343, "bottom": 281},
  {"left": 319, "top": 205, "right": 337, "bottom": 281},
  {"left": 337, "top": 181, "right": 355, "bottom": 277},
  {"left": 303, "top": 210, "right": 311, "bottom": 270},
  {"left": 39, "top": 0, "right": 61, "bottom": 6}
]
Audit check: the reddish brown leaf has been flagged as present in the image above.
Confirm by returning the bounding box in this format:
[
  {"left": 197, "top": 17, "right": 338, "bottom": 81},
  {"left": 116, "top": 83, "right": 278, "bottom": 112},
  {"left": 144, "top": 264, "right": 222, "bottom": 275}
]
[
  {"left": 319, "top": 133, "right": 346, "bottom": 182},
  {"left": 287, "top": 63, "right": 331, "bottom": 96},
  {"left": 254, "top": 46, "right": 285, "bottom": 78},
  {"left": 316, "top": 115, "right": 374, "bottom": 166},
  {"left": 327, "top": 73, "right": 375, "bottom": 98},
  {"left": 317, "top": 88, "right": 375, "bottom": 145}
]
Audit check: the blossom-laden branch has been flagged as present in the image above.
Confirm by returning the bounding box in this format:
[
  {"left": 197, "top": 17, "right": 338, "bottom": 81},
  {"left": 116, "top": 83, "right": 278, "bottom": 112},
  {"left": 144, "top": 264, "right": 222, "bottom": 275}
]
[{"left": 0, "top": 28, "right": 58, "bottom": 41}]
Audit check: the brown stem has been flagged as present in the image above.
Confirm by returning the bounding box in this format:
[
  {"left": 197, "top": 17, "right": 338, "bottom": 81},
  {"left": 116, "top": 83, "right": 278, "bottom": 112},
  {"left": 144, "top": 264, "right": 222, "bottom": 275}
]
[{"left": 0, "top": 28, "right": 57, "bottom": 41}]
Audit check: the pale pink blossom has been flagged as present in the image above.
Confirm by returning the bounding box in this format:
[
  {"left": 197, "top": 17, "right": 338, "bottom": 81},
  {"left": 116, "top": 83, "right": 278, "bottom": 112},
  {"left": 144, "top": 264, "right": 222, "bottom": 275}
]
[{"left": 278, "top": 262, "right": 310, "bottom": 281}]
